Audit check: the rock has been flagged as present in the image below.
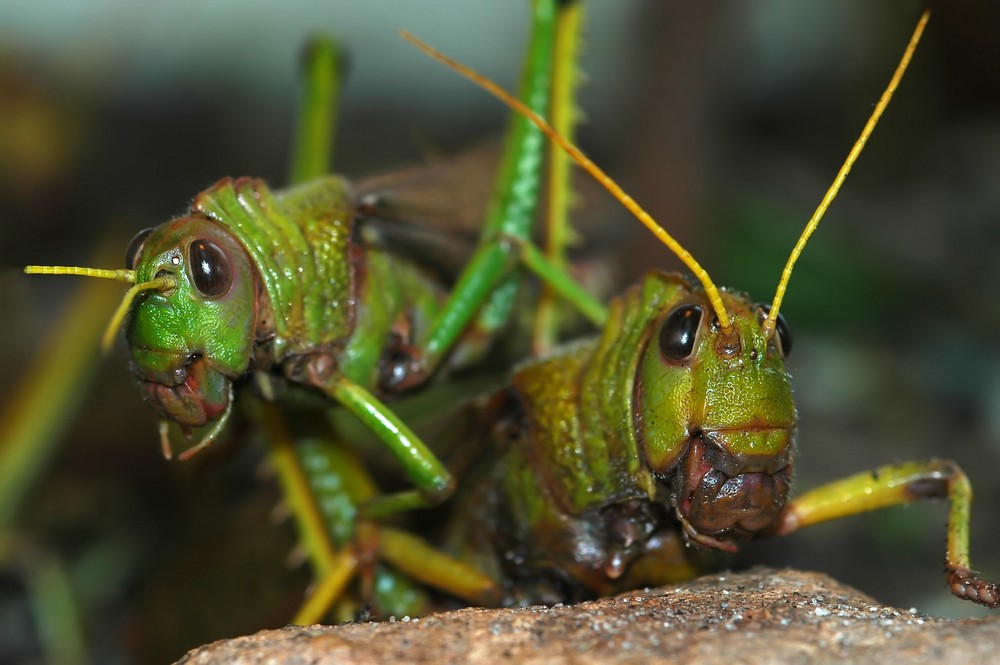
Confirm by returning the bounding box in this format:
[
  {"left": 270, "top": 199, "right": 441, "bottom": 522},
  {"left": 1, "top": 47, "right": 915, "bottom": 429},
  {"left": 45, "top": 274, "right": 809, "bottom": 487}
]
[{"left": 173, "top": 567, "right": 1000, "bottom": 665}]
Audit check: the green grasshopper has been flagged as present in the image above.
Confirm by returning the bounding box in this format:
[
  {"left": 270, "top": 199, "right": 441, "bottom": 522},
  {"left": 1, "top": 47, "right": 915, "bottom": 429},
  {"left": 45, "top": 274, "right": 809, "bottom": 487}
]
[
  {"left": 22, "top": 0, "right": 601, "bottom": 524},
  {"left": 396, "top": 9, "right": 1000, "bottom": 610},
  {"left": 12, "top": 0, "right": 601, "bottom": 633}
]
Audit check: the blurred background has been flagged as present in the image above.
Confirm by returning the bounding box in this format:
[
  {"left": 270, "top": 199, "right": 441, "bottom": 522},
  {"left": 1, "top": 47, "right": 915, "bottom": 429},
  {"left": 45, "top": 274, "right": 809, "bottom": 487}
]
[{"left": 1, "top": 0, "right": 999, "bottom": 662}]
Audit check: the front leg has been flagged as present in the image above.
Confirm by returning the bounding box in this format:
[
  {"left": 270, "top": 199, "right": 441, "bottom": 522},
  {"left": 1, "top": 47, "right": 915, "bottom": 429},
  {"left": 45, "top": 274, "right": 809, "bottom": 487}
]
[
  {"left": 770, "top": 459, "right": 999, "bottom": 608},
  {"left": 298, "top": 354, "right": 455, "bottom": 515}
]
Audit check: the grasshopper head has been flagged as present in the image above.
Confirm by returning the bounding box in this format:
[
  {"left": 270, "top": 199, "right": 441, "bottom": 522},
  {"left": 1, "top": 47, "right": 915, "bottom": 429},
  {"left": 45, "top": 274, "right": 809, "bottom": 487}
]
[
  {"left": 125, "top": 216, "right": 258, "bottom": 432},
  {"left": 638, "top": 288, "right": 796, "bottom": 550}
]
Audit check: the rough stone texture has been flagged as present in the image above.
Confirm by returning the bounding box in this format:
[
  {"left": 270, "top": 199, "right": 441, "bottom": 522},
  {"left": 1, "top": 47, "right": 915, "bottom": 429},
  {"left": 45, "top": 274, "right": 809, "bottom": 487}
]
[{"left": 173, "top": 568, "right": 1000, "bottom": 665}]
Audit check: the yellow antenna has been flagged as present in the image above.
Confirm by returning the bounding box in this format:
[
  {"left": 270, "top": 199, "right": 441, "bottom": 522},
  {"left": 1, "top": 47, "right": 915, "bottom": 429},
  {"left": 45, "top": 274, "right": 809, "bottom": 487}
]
[
  {"left": 763, "top": 9, "right": 930, "bottom": 340},
  {"left": 400, "top": 30, "right": 734, "bottom": 331},
  {"left": 25, "top": 266, "right": 136, "bottom": 283},
  {"left": 25, "top": 264, "right": 175, "bottom": 353}
]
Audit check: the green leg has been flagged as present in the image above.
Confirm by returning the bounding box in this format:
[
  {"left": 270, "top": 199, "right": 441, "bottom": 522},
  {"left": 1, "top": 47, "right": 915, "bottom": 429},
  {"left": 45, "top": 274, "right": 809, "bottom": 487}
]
[
  {"left": 292, "top": 549, "right": 359, "bottom": 625},
  {"left": 377, "top": 527, "right": 500, "bottom": 606},
  {"left": 517, "top": 237, "right": 606, "bottom": 325},
  {"left": 289, "top": 35, "right": 341, "bottom": 186},
  {"left": 417, "top": 0, "right": 585, "bottom": 372},
  {"left": 321, "top": 373, "right": 466, "bottom": 519},
  {"left": 257, "top": 399, "right": 437, "bottom": 624},
  {"left": 289, "top": 438, "right": 420, "bottom": 624},
  {"left": 254, "top": 401, "right": 340, "bottom": 576},
  {"left": 294, "top": 524, "right": 500, "bottom": 624},
  {"left": 772, "top": 459, "right": 999, "bottom": 608},
  {"left": 415, "top": 231, "right": 607, "bottom": 369},
  {"left": 533, "top": 0, "right": 585, "bottom": 354},
  {"left": 277, "top": 410, "right": 498, "bottom": 622}
]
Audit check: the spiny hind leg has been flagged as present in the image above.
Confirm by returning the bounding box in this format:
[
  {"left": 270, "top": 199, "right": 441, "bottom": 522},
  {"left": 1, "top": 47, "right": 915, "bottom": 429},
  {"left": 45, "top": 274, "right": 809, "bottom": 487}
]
[
  {"left": 258, "top": 400, "right": 497, "bottom": 622},
  {"left": 385, "top": 0, "right": 605, "bottom": 388}
]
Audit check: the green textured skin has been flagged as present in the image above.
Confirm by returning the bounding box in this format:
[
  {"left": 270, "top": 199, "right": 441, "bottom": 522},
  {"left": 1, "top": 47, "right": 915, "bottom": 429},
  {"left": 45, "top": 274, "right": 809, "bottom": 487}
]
[
  {"left": 447, "top": 271, "right": 797, "bottom": 602},
  {"left": 127, "top": 175, "right": 459, "bottom": 427},
  {"left": 639, "top": 287, "right": 796, "bottom": 472},
  {"left": 193, "top": 176, "right": 356, "bottom": 359},
  {"left": 471, "top": 0, "right": 552, "bottom": 335}
]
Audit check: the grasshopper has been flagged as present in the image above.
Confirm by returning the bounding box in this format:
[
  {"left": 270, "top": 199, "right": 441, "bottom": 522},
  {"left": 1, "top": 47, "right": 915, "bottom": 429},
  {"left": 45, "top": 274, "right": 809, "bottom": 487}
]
[
  {"left": 21, "top": 0, "right": 600, "bottom": 523},
  {"left": 8, "top": 0, "right": 602, "bottom": 638},
  {"left": 397, "top": 9, "right": 1000, "bottom": 610}
]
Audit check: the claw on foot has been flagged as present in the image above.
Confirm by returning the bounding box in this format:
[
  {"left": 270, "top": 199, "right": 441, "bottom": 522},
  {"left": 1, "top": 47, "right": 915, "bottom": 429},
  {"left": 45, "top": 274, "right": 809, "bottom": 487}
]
[{"left": 946, "top": 565, "right": 1000, "bottom": 608}]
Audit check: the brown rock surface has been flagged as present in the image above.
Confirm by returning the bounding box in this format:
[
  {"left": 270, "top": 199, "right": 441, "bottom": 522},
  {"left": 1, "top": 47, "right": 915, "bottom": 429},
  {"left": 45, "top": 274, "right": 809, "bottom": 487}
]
[{"left": 173, "top": 568, "right": 1000, "bottom": 665}]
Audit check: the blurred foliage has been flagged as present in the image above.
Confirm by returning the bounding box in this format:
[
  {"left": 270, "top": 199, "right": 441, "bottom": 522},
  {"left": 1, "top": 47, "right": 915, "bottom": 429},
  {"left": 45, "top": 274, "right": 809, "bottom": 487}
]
[{"left": 1, "top": 1, "right": 999, "bottom": 662}]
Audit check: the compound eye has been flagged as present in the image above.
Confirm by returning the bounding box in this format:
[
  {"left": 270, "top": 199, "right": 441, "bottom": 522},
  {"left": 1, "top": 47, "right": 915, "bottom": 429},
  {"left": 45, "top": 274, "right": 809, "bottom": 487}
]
[
  {"left": 188, "top": 239, "right": 232, "bottom": 297},
  {"left": 756, "top": 304, "right": 793, "bottom": 358},
  {"left": 659, "top": 305, "right": 703, "bottom": 361},
  {"left": 125, "top": 228, "right": 153, "bottom": 270}
]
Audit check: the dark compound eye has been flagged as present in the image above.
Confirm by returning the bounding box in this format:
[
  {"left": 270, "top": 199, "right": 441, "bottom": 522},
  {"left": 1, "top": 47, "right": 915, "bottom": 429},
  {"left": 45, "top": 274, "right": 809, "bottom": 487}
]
[
  {"left": 757, "top": 304, "right": 793, "bottom": 358},
  {"left": 188, "top": 239, "right": 232, "bottom": 297},
  {"left": 659, "top": 305, "right": 703, "bottom": 361},
  {"left": 125, "top": 228, "right": 153, "bottom": 270}
]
